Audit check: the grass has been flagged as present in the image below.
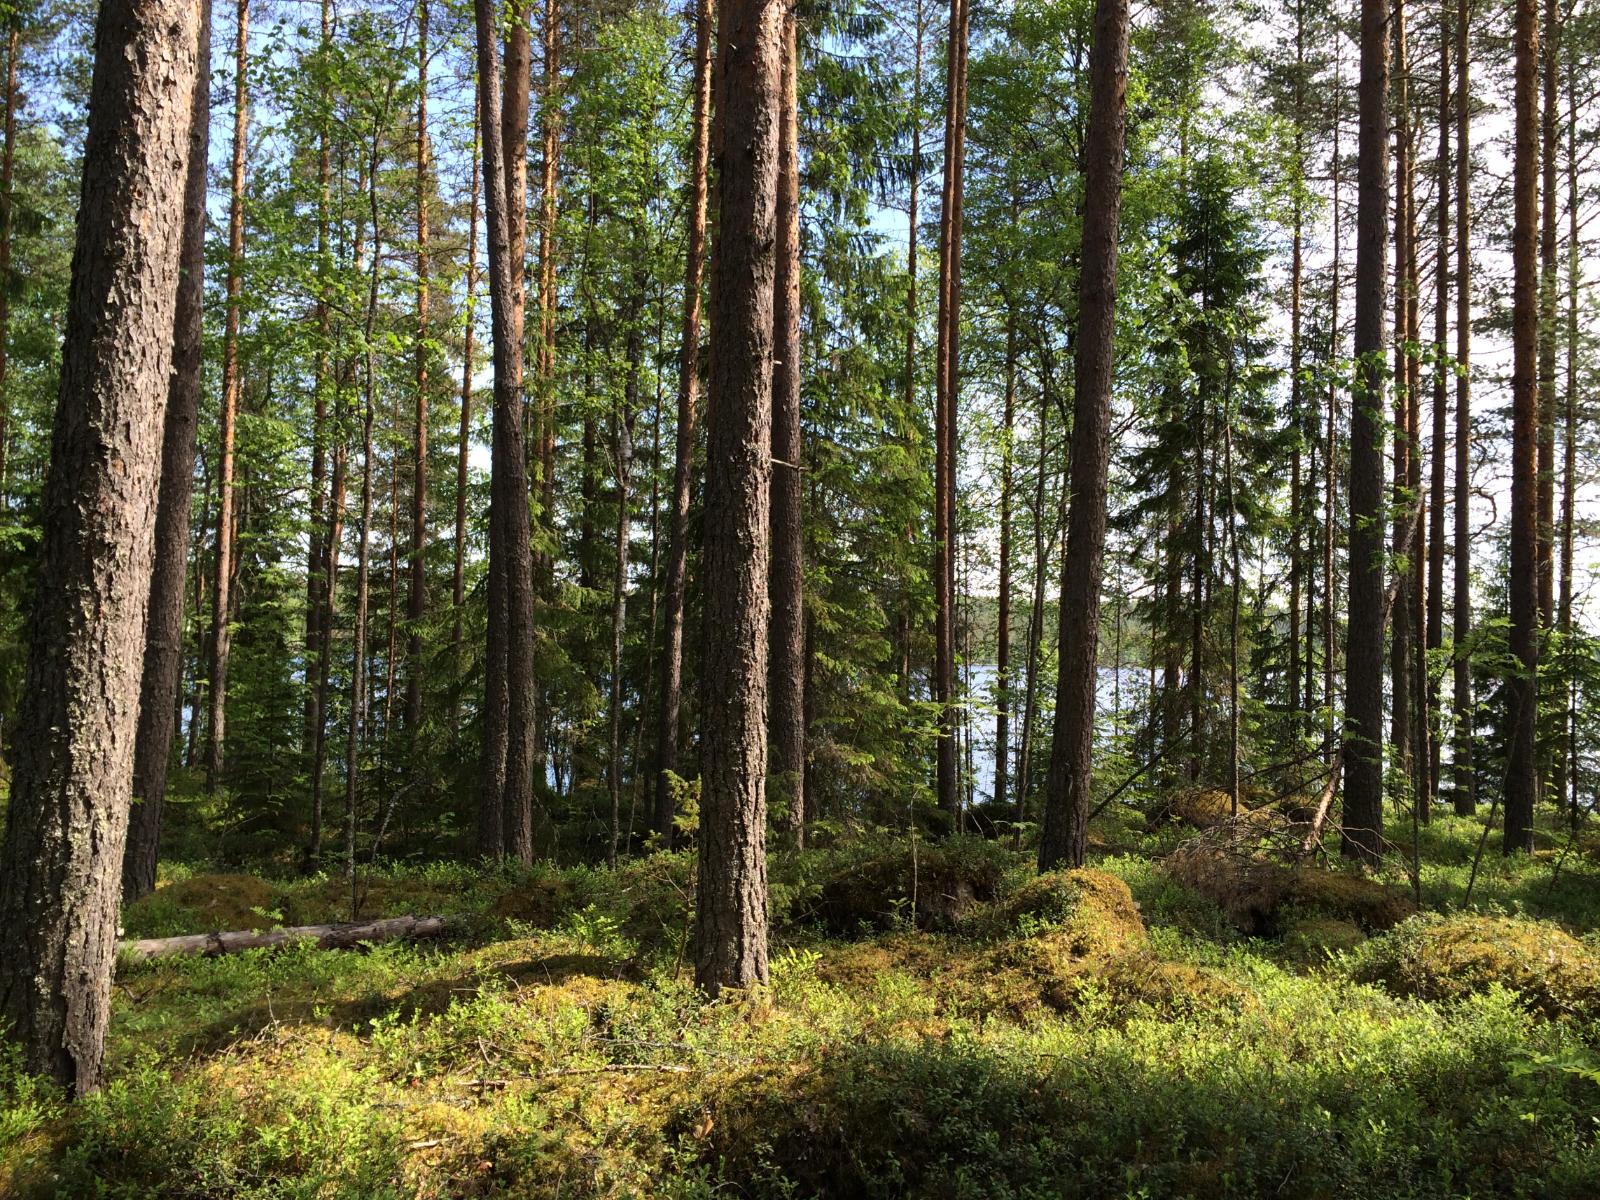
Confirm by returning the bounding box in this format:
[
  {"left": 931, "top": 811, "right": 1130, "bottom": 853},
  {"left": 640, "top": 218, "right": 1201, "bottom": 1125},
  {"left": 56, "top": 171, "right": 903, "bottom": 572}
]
[{"left": 3, "top": 805, "right": 1599, "bottom": 1198}]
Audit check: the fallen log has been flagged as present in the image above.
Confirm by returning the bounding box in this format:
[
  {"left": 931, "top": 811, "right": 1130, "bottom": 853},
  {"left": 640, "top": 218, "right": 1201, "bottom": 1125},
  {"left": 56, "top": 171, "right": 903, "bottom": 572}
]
[{"left": 117, "top": 914, "right": 451, "bottom": 963}]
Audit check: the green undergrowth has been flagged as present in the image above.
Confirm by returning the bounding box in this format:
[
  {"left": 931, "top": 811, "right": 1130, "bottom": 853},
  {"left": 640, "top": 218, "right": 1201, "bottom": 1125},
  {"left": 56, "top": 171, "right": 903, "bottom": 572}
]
[{"left": 4, "top": 811, "right": 1599, "bottom": 1198}]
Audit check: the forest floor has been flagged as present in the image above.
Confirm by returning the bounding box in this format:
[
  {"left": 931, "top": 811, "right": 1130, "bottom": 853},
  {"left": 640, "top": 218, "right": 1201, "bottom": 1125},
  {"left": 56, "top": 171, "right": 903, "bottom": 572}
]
[{"left": 4, "top": 799, "right": 1600, "bottom": 1198}]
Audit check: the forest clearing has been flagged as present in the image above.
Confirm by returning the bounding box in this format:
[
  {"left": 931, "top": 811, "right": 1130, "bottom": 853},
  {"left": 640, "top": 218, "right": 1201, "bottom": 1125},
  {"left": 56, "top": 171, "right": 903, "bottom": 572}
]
[{"left": 0, "top": 0, "right": 1597, "bottom": 1190}]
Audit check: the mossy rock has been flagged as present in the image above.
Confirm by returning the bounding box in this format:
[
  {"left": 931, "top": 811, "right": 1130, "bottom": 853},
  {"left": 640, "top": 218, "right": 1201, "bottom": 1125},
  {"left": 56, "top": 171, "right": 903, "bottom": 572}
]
[
  {"left": 1002, "top": 869, "right": 1147, "bottom": 956},
  {"left": 1280, "top": 917, "right": 1367, "bottom": 966},
  {"left": 1169, "top": 788, "right": 1240, "bottom": 829},
  {"left": 1164, "top": 849, "right": 1416, "bottom": 936},
  {"left": 812, "top": 838, "right": 1007, "bottom": 934},
  {"left": 487, "top": 875, "right": 576, "bottom": 928},
  {"left": 1353, "top": 914, "right": 1600, "bottom": 1022},
  {"left": 1279, "top": 869, "right": 1417, "bottom": 932},
  {"left": 126, "top": 873, "right": 283, "bottom": 933}
]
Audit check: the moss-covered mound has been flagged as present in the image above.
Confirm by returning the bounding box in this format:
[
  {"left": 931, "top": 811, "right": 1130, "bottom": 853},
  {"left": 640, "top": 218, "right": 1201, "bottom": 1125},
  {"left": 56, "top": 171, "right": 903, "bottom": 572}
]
[
  {"left": 1165, "top": 849, "right": 1417, "bottom": 935},
  {"left": 1168, "top": 788, "right": 1239, "bottom": 828},
  {"left": 1280, "top": 917, "right": 1367, "bottom": 966},
  {"left": 809, "top": 837, "right": 1008, "bottom": 933},
  {"left": 123, "top": 873, "right": 283, "bottom": 935},
  {"left": 1353, "top": 914, "right": 1600, "bottom": 1022},
  {"left": 1001, "top": 869, "right": 1147, "bottom": 955}
]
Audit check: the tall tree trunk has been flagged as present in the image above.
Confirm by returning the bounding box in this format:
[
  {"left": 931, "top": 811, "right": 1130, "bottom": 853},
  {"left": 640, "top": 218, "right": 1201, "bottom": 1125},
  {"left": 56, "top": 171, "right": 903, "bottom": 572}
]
[
  {"left": 1324, "top": 38, "right": 1342, "bottom": 765},
  {"left": 897, "top": 0, "right": 923, "bottom": 703},
  {"left": 304, "top": 0, "right": 333, "bottom": 777},
  {"left": 1451, "top": 0, "right": 1473, "bottom": 816},
  {"left": 475, "top": 0, "right": 538, "bottom": 863},
  {"left": 405, "top": 0, "right": 431, "bottom": 735},
  {"left": 1390, "top": 0, "right": 1413, "bottom": 802},
  {"left": 123, "top": 0, "right": 212, "bottom": 902},
  {"left": 348, "top": 154, "right": 382, "bottom": 882},
  {"left": 208, "top": 0, "right": 251, "bottom": 792},
  {"left": 1037, "top": 0, "right": 1130, "bottom": 873},
  {"left": 932, "top": 0, "right": 968, "bottom": 824},
  {"left": 694, "top": 0, "right": 782, "bottom": 996},
  {"left": 1341, "top": 0, "right": 1390, "bottom": 866},
  {"left": 994, "top": 314, "right": 1016, "bottom": 810},
  {"left": 1014, "top": 365, "right": 1050, "bottom": 845},
  {"left": 608, "top": 309, "right": 639, "bottom": 866},
  {"left": 453, "top": 95, "right": 481, "bottom": 677},
  {"left": 1534, "top": 0, "right": 1559, "bottom": 802},
  {"left": 1504, "top": 0, "right": 1539, "bottom": 854},
  {"left": 652, "top": 0, "right": 713, "bottom": 845},
  {"left": 534, "top": 0, "right": 561, "bottom": 526},
  {"left": 1535, "top": 0, "right": 1558, "bottom": 640},
  {"left": 1287, "top": 0, "right": 1305, "bottom": 727},
  {"left": 0, "top": 0, "right": 200, "bottom": 1093},
  {"left": 769, "top": 4, "right": 805, "bottom": 847},
  {"left": 1555, "top": 50, "right": 1577, "bottom": 826},
  {"left": 1425, "top": 8, "right": 1449, "bottom": 811},
  {"left": 0, "top": 18, "right": 19, "bottom": 501}
]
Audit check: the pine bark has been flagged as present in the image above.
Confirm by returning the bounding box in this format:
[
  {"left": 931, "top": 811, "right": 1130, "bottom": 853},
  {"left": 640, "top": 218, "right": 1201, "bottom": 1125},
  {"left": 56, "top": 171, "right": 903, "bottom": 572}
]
[
  {"left": 124, "top": 0, "right": 212, "bottom": 902},
  {"left": 207, "top": 0, "right": 250, "bottom": 792},
  {"left": 652, "top": 0, "right": 713, "bottom": 845},
  {"left": 1037, "top": 0, "right": 1130, "bottom": 872},
  {"left": 994, "top": 316, "right": 1016, "bottom": 810},
  {"left": 695, "top": 0, "right": 783, "bottom": 996},
  {"left": 932, "top": 0, "right": 968, "bottom": 823},
  {"left": 475, "top": 0, "right": 538, "bottom": 863},
  {"left": 769, "top": 5, "right": 805, "bottom": 847},
  {"left": 405, "top": 0, "right": 431, "bottom": 735},
  {"left": 1504, "top": 0, "right": 1540, "bottom": 854},
  {"left": 1425, "top": 10, "right": 1449, "bottom": 810},
  {"left": 1555, "top": 51, "right": 1578, "bottom": 825},
  {"left": 454, "top": 96, "right": 481, "bottom": 667},
  {"left": 1340, "top": 0, "right": 1390, "bottom": 866},
  {"left": 1390, "top": 0, "right": 1413, "bottom": 798},
  {"left": 0, "top": 0, "right": 200, "bottom": 1093},
  {"left": 1451, "top": 0, "right": 1473, "bottom": 815},
  {"left": 0, "top": 19, "right": 19, "bottom": 499}
]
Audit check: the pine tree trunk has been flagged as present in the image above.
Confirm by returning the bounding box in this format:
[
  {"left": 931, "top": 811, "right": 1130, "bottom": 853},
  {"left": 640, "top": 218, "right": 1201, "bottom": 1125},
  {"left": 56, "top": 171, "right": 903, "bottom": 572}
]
[
  {"left": 1425, "top": 9, "right": 1449, "bottom": 811},
  {"left": 0, "top": 0, "right": 200, "bottom": 1093},
  {"left": 1390, "top": 0, "right": 1413, "bottom": 803},
  {"left": 608, "top": 309, "right": 638, "bottom": 866},
  {"left": 1341, "top": 0, "right": 1390, "bottom": 866},
  {"left": 534, "top": 0, "right": 561, "bottom": 526},
  {"left": 208, "top": 0, "right": 251, "bottom": 792},
  {"left": 454, "top": 96, "right": 481, "bottom": 675},
  {"left": 994, "top": 315, "right": 1015, "bottom": 810},
  {"left": 124, "top": 0, "right": 212, "bottom": 902},
  {"left": 1555, "top": 55, "right": 1577, "bottom": 827},
  {"left": 694, "top": 0, "right": 782, "bottom": 996},
  {"left": 1324, "top": 39, "right": 1343, "bottom": 767},
  {"left": 475, "top": 0, "right": 538, "bottom": 863},
  {"left": 0, "top": 18, "right": 19, "bottom": 501},
  {"left": 1535, "top": 0, "right": 1557, "bottom": 639},
  {"left": 304, "top": 0, "right": 333, "bottom": 778},
  {"left": 1038, "top": 0, "right": 1130, "bottom": 872},
  {"left": 405, "top": 0, "right": 430, "bottom": 735},
  {"left": 932, "top": 0, "right": 968, "bottom": 824},
  {"left": 1504, "top": 0, "right": 1540, "bottom": 854},
  {"left": 652, "top": 0, "right": 713, "bottom": 846},
  {"left": 1287, "top": 0, "right": 1305, "bottom": 727},
  {"left": 1451, "top": 0, "right": 1473, "bottom": 816},
  {"left": 769, "top": 5, "right": 805, "bottom": 847},
  {"left": 348, "top": 157, "right": 382, "bottom": 882}
]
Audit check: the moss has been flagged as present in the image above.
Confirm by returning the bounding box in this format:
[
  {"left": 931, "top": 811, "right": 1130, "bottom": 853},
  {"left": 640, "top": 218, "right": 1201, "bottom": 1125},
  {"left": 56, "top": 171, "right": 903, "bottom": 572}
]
[
  {"left": 123, "top": 873, "right": 283, "bottom": 935},
  {"left": 1281, "top": 917, "right": 1368, "bottom": 966},
  {"left": 1001, "top": 869, "right": 1147, "bottom": 956},
  {"left": 810, "top": 837, "right": 1007, "bottom": 934},
  {"left": 1353, "top": 914, "right": 1600, "bottom": 1022},
  {"left": 1169, "top": 788, "right": 1240, "bottom": 829},
  {"left": 1165, "top": 850, "right": 1417, "bottom": 935}
]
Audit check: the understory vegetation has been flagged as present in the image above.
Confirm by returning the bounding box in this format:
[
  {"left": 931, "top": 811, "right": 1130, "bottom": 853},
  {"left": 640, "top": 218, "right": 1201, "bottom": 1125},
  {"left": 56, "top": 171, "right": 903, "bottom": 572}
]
[{"left": 4, "top": 802, "right": 1599, "bottom": 1199}]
